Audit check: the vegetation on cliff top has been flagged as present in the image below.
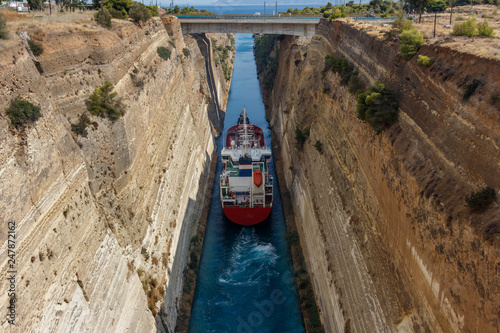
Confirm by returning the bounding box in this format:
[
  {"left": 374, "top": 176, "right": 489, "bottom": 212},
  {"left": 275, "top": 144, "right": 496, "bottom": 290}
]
[
  {"left": 164, "top": 5, "right": 214, "bottom": 16},
  {"left": 6, "top": 97, "right": 42, "bottom": 130},
  {"left": 129, "top": 2, "right": 151, "bottom": 23},
  {"left": 87, "top": 81, "right": 124, "bottom": 120},
  {"left": 95, "top": 8, "right": 112, "bottom": 28},
  {"left": 452, "top": 18, "right": 495, "bottom": 37}
]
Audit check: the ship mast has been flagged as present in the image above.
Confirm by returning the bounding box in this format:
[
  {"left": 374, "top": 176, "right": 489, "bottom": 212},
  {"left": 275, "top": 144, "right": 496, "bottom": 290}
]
[{"left": 242, "top": 106, "right": 249, "bottom": 156}]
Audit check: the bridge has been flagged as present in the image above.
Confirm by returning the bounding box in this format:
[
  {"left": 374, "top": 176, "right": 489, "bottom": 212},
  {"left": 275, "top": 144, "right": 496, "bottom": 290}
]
[{"left": 176, "top": 15, "right": 322, "bottom": 37}]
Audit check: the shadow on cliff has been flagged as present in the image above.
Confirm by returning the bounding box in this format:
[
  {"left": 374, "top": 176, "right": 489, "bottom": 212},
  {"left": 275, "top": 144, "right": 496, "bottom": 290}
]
[{"left": 155, "top": 151, "right": 213, "bottom": 333}]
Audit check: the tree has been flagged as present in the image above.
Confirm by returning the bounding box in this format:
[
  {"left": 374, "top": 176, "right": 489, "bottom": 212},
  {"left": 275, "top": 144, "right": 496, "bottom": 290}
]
[
  {"left": 356, "top": 82, "right": 399, "bottom": 132},
  {"left": 28, "top": 0, "right": 44, "bottom": 10},
  {"left": 129, "top": 2, "right": 151, "bottom": 23},
  {"left": 400, "top": 28, "right": 424, "bottom": 60},
  {"left": 95, "top": 7, "right": 112, "bottom": 28},
  {"left": 87, "top": 81, "right": 124, "bottom": 119},
  {"left": 407, "top": 0, "right": 432, "bottom": 22},
  {"left": 6, "top": 97, "right": 42, "bottom": 129},
  {"left": 104, "top": 0, "right": 133, "bottom": 17}
]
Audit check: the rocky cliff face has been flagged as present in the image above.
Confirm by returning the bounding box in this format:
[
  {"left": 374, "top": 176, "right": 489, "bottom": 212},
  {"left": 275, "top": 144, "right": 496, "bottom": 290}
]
[
  {"left": 0, "top": 17, "right": 232, "bottom": 332},
  {"left": 261, "top": 19, "right": 499, "bottom": 332}
]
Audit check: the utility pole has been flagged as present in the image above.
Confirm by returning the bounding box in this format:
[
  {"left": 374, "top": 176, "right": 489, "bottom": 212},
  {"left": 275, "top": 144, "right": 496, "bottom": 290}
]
[
  {"left": 275, "top": 0, "right": 277, "bottom": 16},
  {"left": 264, "top": 1, "right": 266, "bottom": 15},
  {"left": 433, "top": 11, "right": 437, "bottom": 37},
  {"left": 450, "top": 0, "right": 453, "bottom": 25}
]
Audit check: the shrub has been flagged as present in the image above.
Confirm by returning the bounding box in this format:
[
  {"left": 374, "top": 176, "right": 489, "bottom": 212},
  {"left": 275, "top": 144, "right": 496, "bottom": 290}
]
[
  {"left": 129, "top": 2, "right": 151, "bottom": 23},
  {"left": 313, "top": 140, "right": 324, "bottom": 154},
  {"left": 295, "top": 59, "right": 301, "bottom": 66},
  {"left": 182, "top": 48, "right": 190, "bottom": 57},
  {"left": 466, "top": 186, "right": 496, "bottom": 212},
  {"left": 294, "top": 126, "right": 310, "bottom": 150},
  {"left": 478, "top": 20, "right": 494, "bottom": 37},
  {"left": 6, "top": 97, "right": 41, "bottom": 129},
  {"left": 417, "top": 55, "right": 434, "bottom": 67},
  {"left": 463, "top": 78, "right": 481, "bottom": 101},
  {"left": 71, "top": 114, "right": 92, "bottom": 137},
  {"left": 356, "top": 82, "right": 399, "bottom": 133},
  {"left": 329, "top": 6, "right": 347, "bottom": 20},
  {"left": 452, "top": 18, "right": 478, "bottom": 37},
  {"left": 400, "top": 28, "right": 424, "bottom": 60},
  {"left": 108, "top": 7, "right": 128, "bottom": 19},
  {"left": 157, "top": 46, "right": 171, "bottom": 60},
  {"left": 27, "top": 39, "right": 43, "bottom": 56},
  {"left": 95, "top": 8, "right": 112, "bottom": 28},
  {"left": 324, "top": 54, "right": 355, "bottom": 85},
  {"left": 87, "top": 81, "right": 124, "bottom": 119},
  {"left": 0, "top": 12, "right": 8, "bottom": 40},
  {"left": 348, "top": 74, "right": 365, "bottom": 95},
  {"left": 147, "top": 5, "right": 159, "bottom": 17},
  {"left": 391, "top": 10, "right": 414, "bottom": 32}
]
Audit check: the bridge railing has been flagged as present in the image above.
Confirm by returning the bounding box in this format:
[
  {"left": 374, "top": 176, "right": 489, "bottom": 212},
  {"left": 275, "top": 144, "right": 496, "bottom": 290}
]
[{"left": 174, "top": 14, "right": 322, "bottom": 20}]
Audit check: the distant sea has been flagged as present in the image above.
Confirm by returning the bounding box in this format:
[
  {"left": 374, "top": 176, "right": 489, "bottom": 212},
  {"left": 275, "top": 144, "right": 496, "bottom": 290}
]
[{"left": 170, "top": 3, "right": 332, "bottom": 15}]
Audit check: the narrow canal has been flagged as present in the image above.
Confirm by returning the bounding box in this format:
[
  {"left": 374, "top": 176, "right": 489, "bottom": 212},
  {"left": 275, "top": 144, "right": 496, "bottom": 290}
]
[{"left": 189, "top": 34, "right": 304, "bottom": 333}]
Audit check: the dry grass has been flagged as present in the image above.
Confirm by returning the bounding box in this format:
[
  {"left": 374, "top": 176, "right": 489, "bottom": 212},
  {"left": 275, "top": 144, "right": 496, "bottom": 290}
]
[{"left": 348, "top": 5, "right": 500, "bottom": 61}]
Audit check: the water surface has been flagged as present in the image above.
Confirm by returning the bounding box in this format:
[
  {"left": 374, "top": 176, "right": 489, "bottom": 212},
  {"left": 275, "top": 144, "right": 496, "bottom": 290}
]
[{"left": 189, "top": 34, "right": 304, "bottom": 333}]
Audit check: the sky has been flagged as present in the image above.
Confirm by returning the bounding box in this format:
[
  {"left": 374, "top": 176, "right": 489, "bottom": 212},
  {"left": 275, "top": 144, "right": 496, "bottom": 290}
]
[{"left": 158, "top": 0, "right": 334, "bottom": 7}]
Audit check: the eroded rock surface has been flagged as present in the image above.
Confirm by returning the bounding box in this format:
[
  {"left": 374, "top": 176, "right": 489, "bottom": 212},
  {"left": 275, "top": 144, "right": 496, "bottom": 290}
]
[{"left": 0, "top": 17, "right": 233, "bottom": 332}]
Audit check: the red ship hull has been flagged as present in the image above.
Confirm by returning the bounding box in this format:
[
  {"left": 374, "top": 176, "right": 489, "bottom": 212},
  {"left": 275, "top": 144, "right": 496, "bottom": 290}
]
[{"left": 223, "top": 207, "right": 272, "bottom": 226}]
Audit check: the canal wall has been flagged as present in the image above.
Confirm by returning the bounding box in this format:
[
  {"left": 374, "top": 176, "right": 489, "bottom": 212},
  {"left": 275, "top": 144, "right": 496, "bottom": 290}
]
[
  {"left": 259, "top": 19, "right": 500, "bottom": 332},
  {"left": 0, "top": 17, "right": 233, "bottom": 332}
]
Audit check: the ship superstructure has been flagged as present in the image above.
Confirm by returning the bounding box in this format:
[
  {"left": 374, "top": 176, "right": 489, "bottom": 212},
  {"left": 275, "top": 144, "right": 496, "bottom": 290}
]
[{"left": 220, "top": 107, "right": 273, "bottom": 225}]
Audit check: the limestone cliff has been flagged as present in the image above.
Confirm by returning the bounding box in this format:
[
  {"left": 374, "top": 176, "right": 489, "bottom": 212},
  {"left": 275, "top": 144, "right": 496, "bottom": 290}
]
[
  {"left": 0, "top": 16, "right": 233, "bottom": 332},
  {"left": 260, "top": 19, "right": 499, "bottom": 332}
]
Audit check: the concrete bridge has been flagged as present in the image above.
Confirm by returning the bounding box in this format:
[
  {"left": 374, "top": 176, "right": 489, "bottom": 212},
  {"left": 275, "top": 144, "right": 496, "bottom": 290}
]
[{"left": 176, "top": 15, "right": 322, "bottom": 37}]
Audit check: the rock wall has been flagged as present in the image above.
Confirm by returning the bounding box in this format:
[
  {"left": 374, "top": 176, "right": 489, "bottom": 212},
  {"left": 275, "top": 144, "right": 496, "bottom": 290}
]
[
  {"left": 262, "top": 19, "right": 500, "bottom": 332},
  {"left": 0, "top": 17, "right": 233, "bottom": 332}
]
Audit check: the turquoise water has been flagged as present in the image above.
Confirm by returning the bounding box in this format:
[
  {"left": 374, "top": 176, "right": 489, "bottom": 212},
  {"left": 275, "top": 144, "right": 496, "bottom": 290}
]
[{"left": 188, "top": 34, "right": 304, "bottom": 333}]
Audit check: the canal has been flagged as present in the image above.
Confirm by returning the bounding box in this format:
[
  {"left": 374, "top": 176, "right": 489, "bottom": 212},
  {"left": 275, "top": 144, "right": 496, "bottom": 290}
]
[{"left": 188, "top": 34, "right": 305, "bottom": 333}]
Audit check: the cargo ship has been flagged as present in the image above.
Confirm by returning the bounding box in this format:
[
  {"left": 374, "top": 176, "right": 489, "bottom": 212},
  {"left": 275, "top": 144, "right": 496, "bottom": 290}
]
[{"left": 220, "top": 107, "right": 273, "bottom": 225}]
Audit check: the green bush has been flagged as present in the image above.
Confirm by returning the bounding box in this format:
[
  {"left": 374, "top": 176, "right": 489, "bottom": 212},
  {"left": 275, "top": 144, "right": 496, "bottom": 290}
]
[
  {"left": 294, "top": 126, "right": 310, "bottom": 150},
  {"left": 356, "top": 82, "right": 399, "bottom": 133},
  {"left": 466, "top": 186, "right": 496, "bottom": 212},
  {"left": 478, "top": 20, "right": 494, "bottom": 37},
  {"left": 463, "top": 78, "right": 481, "bottom": 101},
  {"left": 400, "top": 28, "right": 424, "bottom": 60},
  {"left": 109, "top": 7, "right": 128, "bottom": 19},
  {"left": 329, "top": 6, "right": 347, "bottom": 20},
  {"left": 95, "top": 8, "right": 112, "bottom": 28},
  {"left": 348, "top": 74, "right": 365, "bottom": 95},
  {"left": 71, "top": 114, "right": 92, "bottom": 137},
  {"left": 157, "top": 46, "right": 171, "bottom": 60},
  {"left": 324, "top": 54, "right": 355, "bottom": 85},
  {"left": 28, "top": 39, "right": 43, "bottom": 56},
  {"left": 147, "top": 5, "right": 159, "bottom": 17},
  {"left": 182, "top": 48, "right": 190, "bottom": 57},
  {"left": 87, "top": 81, "right": 124, "bottom": 120},
  {"left": 313, "top": 140, "right": 324, "bottom": 154},
  {"left": 129, "top": 2, "right": 151, "bottom": 23},
  {"left": 391, "top": 10, "right": 413, "bottom": 33},
  {"left": 6, "top": 97, "right": 41, "bottom": 129},
  {"left": 452, "top": 18, "right": 478, "bottom": 37},
  {"left": 417, "top": 55, "right": 434, "bottom": 67},
  {"left": 0, "top": 12, "right": 8, "bottom": 40}
]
